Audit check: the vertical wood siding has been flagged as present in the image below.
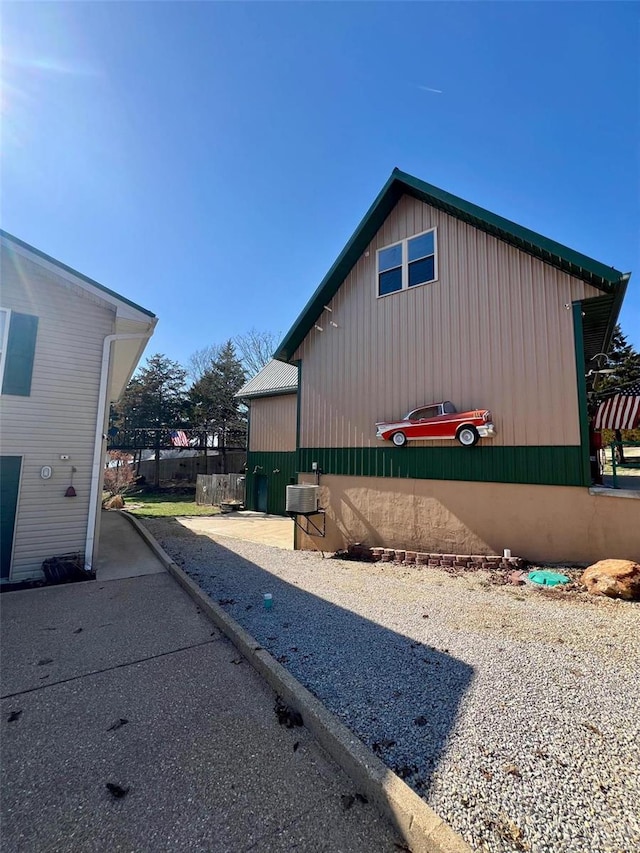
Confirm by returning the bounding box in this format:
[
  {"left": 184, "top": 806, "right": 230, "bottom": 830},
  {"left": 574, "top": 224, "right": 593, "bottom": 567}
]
[
  {"left": 249, "top": 395, "right": 298, "bottom": 452},
  {"left": 295, "top": 195, "right": 602, "bottom": 449},
  {"left": 0, "top": 249, "right": 115, "bottom": 581}
]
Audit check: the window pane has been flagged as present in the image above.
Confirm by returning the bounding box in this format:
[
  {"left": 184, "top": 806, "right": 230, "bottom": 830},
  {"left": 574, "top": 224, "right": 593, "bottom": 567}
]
[
  {"left": 411, "top": 406, "right": 439, "bottom": 420},
  {"left": 408, "top": 231, "right": 434, "bottom": 262},
  {"left": 0, "top": 311, "right": 6, "bottom": 352},
  {"left": 378, "top": 244, "right": 402, "bottom": 273},
  {"left": 408, "top": 256, "right": 435, "bottom": 287},
  {"left": 378, "top": 268, "right": 402, "bottom": 296}
]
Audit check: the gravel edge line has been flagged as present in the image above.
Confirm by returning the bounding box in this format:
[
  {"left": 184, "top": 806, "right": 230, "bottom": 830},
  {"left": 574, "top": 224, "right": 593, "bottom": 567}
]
[{"left": 118, "top": 511, "right": 471, "bottom": 853}]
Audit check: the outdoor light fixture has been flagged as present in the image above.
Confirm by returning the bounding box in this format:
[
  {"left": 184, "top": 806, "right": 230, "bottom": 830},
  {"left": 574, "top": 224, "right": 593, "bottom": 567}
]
[{"left": 585, "top": 368, "right": 615, "bottom": 378}]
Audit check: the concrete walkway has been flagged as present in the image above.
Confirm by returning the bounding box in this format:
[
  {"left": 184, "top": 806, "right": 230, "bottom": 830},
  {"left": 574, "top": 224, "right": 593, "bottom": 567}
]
[
  {"left": 0, "top": 513, "right": 397, "bottom": 852},
  {"left": 96, "top": 509, "right": 166, "bottom": 580}
]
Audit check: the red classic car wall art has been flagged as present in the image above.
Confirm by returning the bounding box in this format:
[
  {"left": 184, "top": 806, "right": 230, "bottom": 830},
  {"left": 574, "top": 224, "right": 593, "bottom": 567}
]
[{"left": 375, "top": 401, "right": 496, "bottom": 447}]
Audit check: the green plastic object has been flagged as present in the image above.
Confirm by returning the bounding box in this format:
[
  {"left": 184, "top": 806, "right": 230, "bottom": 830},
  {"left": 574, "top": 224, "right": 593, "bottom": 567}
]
[{"left": 528, "top": 570, "right": 569, "bottom": 587}]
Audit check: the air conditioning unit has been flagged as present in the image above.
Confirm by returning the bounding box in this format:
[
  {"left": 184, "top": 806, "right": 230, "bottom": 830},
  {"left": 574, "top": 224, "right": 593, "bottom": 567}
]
[{"left": 286, "top": 484, "right": 319, "bottom": 514}]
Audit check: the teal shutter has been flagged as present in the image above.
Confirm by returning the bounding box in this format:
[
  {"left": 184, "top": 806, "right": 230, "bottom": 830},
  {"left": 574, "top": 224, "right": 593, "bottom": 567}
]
[
  {"left": 0, "top": 456, "right": 22, "bottom": 579},
  {"left": 2, "top": 312, "right": 38, "bottom": 396}
]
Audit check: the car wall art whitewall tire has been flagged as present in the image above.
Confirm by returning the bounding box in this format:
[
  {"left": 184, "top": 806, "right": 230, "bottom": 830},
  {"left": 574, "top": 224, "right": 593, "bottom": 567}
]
[
  {"left": 392, "top": 431, "right": 407, "bottom": 447},
  {"left": 456, "top": 425, "right": 479, "bottom": 447}
]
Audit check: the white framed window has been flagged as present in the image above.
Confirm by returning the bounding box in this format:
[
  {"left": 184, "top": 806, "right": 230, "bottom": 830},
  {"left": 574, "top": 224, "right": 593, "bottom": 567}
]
[
  {"left": 376, "top": 228, "right": 437, "bottom": 297},
  {"left": 0, "top": 308, "right": 10, "bottom": 387}
]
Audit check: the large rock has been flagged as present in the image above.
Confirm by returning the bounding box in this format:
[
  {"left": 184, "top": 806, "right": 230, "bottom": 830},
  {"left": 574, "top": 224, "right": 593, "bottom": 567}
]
[{"left": 580, "top": 560, "right": 640, "bottom": 600}]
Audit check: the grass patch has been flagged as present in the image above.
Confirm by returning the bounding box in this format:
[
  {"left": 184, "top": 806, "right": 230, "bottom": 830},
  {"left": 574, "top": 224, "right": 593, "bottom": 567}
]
[{"left": 125, "top": 492, "right": 221, "bottom": 519}]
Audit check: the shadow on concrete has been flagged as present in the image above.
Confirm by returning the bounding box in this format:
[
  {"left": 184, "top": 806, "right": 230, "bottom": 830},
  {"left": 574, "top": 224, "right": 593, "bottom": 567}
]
[
  {"left": 1, "top": 572, "right": 400, "bottom": 852},
  {"left": 152, "top": 521, "right": 475, "bottom": 802}
]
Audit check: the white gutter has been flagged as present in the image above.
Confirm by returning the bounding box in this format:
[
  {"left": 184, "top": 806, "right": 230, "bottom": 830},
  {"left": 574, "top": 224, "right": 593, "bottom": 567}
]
[{"left": 85, "top": 333, "right": 151, "bottom": 572}]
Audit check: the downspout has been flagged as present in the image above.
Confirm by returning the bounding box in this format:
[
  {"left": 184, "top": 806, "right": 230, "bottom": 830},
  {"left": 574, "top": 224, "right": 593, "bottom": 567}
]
[
  {"left": 572, "top": 303, "right": 591, "bottom": 488},
  {"left": 85, "top": 333, "right": 150, "bottom": 572}
]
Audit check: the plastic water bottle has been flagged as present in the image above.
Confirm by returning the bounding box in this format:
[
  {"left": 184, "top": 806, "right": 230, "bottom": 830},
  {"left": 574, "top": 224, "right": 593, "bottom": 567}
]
[{"left": 263, "top": 593, "right": 273, "bottom": 610}]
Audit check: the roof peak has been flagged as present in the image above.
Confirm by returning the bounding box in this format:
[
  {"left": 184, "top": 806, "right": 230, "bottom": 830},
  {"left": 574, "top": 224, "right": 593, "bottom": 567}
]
[
  {"left": 0, "top": 229, "right": 156, "bottom": 320},
  {"left": 275, "top": 169, "right": 628, "bottom": 362}
]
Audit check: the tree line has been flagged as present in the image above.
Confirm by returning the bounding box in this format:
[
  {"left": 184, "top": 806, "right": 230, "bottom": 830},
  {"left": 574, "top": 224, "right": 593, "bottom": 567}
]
[{"left": 109, "top": 330, "right": 280, "bottom": 479}]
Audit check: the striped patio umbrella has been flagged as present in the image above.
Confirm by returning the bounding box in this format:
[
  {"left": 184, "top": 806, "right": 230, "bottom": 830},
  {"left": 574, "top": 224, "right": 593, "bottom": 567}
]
[{"left": 594, "top": 382, "right": 640, "bottom": 430}]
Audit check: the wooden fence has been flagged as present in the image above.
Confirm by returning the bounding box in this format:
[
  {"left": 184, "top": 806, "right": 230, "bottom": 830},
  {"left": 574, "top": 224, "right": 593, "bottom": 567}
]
[
  {"left": 137, "top": 452, "right": 246, "bottom": 485},
  {"left": 196, "top": 474, "right": 246, "bottom": 507}
]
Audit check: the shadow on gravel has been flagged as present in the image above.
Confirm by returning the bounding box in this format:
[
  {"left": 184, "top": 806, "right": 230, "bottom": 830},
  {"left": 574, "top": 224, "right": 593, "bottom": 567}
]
[{"left": 155, "top": 521, "right": 475, "bottom": 801}]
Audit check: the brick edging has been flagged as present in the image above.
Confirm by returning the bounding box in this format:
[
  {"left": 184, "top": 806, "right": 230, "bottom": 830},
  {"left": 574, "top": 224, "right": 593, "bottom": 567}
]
[
  {"left": 352, "top": 544, "right": 525, "bottom": 570},
  {"left": 118, "top": 510, "right": 472, "bottom": 853}
]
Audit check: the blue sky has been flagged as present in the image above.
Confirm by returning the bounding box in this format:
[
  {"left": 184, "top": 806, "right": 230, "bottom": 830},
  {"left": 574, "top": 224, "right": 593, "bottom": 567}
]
[{"left": 3, "top": 2, "right": 639, "bottom": 365}]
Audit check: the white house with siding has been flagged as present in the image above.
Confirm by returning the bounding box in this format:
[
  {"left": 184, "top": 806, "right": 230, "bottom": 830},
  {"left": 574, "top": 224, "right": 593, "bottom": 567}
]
[{"left": 0, "top": 231, "right": 156, "bottom": 584}]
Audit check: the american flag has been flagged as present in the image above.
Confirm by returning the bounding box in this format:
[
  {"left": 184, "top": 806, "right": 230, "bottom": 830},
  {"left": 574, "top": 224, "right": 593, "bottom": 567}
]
[
  {"left": 594, "top": 382, "right": 640, "bottom": 430},
  {"left": 170, "top": 429, "right": 189, "bottom": 447}
]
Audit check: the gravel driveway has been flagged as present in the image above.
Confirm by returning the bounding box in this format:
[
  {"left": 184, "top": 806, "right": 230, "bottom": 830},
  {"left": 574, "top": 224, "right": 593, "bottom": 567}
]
[{"left": 144, "top": 517, "right": 640, "bottom": 853}]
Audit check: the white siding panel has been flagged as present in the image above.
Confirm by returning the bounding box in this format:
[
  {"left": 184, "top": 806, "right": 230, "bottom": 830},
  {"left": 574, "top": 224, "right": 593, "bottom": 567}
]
[
  {"left": 296, "top": 195, "right": 602, "bottom": 449},
  {"left": 1, "top": 249, "right": 115, "bottom": 580}
]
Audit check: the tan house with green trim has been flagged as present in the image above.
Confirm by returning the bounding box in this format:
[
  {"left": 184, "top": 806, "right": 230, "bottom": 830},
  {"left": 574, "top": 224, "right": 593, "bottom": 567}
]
[
  {"left": 0, "top": 231, "right": 156, "bottom": 584},
  {"left": 244, "top": 169, "right": 637, "bottom": 562}
]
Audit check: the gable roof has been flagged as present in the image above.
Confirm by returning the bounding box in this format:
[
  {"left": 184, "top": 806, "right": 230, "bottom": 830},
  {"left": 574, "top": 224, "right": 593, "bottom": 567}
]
[
  {"left": 237, "top": 359, "right": 298, "bottom": 399},
  {"left": 274, "top": 168, "right": 629, "bottom": 363},
  {"left": 0, "top": 229, "right": 156, "bottom": 321}
]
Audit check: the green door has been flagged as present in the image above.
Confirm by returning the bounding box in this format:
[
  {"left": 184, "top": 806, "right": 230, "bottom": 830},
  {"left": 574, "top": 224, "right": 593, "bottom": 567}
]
[
  {"left": 256, "top": 475, "right": 268, "bottom": 513},
  {"left": 1, "top": 456, "right": 22, "bottom": 580}
]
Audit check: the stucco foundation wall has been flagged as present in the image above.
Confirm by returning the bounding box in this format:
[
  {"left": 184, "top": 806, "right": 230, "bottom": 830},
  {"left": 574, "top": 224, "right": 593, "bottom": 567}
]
[{"left": 296, "top": 474, "right": 640, "bottom": 564}]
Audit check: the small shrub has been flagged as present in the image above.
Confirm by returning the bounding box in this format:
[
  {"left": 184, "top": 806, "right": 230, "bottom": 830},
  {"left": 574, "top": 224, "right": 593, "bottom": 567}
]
[{"left": 104, "top": 451, "right": 136, "bottom": 498}]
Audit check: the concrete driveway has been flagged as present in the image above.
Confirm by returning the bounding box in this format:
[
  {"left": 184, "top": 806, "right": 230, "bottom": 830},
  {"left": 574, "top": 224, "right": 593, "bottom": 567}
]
[
  {"left": 0, "top": 513, "right": 396, "bottom": 852},
  {"left": 175, "top": 512, "right": 294, "bottom": 549}
]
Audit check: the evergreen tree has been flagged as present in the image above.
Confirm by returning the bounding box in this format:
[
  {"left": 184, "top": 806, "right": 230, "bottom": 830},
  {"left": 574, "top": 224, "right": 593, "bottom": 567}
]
[
  {"left": 594, "top": 325, "right": 640, "bottom": 397},
  {"left": 592, "top": 325, "right": 640, "bottom": 461},
  {"left": 131, "top": 353, "right": 188, "bottom": 428},
  {"left": 112, "top": 354, "right": 187, "bottom": 486},
  {"left": 188, "top": 340, "right": 247, "bottom": 472}
]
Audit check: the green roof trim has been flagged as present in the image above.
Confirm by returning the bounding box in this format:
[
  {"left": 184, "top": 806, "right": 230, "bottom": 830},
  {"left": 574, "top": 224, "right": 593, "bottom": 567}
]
[
  {"left": 0, "top": 229, "right": 156, "bottom": 319},
  {"left": 275, "top": 168, "right": 627, "bottom": 362}
]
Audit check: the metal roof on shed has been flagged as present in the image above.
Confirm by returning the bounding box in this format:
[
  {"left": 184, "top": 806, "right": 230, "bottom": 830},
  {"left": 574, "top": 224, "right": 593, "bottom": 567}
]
[{"left": 237, "top": 360, "right": 298, "bottom": 399}]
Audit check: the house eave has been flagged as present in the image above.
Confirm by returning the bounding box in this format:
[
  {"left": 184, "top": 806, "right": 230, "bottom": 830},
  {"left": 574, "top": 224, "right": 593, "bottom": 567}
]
[
  {"left": 108, "top": 317, "right": 158, "bottom": 402},
  {"left": 237, "top": 387, "right": 298, "bottom": 401}
]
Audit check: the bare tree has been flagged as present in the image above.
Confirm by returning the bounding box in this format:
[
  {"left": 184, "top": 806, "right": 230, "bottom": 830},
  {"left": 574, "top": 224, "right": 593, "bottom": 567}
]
[
  {"left": 187, "top": 344, "right": 221, "bottom": 383},
  {"left": 103, "top": 451, "right": 136, "bottom": 497},
  {"left": 233, "top": 329, "right": 280, "bottom": 378}
]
